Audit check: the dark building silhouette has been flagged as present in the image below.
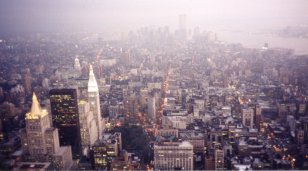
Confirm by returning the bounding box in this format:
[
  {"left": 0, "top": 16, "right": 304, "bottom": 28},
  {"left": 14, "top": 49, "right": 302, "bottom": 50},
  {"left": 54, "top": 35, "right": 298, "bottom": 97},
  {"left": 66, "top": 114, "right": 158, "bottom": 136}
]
[{"left": 49, "top": 88, "right": 81, "bottom": 159}]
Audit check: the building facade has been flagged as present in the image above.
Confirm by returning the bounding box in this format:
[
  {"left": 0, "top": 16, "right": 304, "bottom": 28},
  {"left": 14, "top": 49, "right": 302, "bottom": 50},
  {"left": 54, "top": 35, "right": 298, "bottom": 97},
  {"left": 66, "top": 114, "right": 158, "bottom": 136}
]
[
  {"left": 49, "top": 88, "right": 81, "bottom": 158},
  {"left": 78, "top": 100, "right": 98, "bottom": 155},
  {"left": 154, "top": 141, "right": 193, "bottom": 170},
  {"left": 88, "top": 65, "right": 103, "bottom": 139},
  {"left": 21, "top": 93, "right": 73, "bottom": 170},
  {"left": 91, "top": 133, "right": 122, "bottom": 170},
  {"left": 242, "top": 107, "right": 254, "bottom": 129}
]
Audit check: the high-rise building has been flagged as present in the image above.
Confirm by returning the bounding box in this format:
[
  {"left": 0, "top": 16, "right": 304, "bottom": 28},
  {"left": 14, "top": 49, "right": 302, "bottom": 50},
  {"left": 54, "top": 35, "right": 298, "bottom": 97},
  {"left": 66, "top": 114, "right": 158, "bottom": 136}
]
[
  {"left": 154, "top": 141, "right": 193, "bottom": 170},
  {"left": 91, "top": 133, "right": 122, "bottom": 170},
  {"left": 49, "top": 89, "right": 81, "bottom": 159},
  {"left": 78, "top": 100, "right": 98, "bottom": 155},
  {"left": 255, "top": 105, "right": 262, "bottom": 130},
  {"left": 148, "top": 95, "right": 156, "bottom": 122},
  {"left": 124, "top": 92, "right": 138, "bottom": 124},
  {"left": 139, "top": 88, "right": 149, "bottom": 107},
  {"left": 242, "top": 107, "right": 254, "bottom": 129},
  {"left": 215, "top": 149, "right": 224, "bottom": 170},
  {"left": 21, "top": 93, "right": 73, "bottom": 170},
  {"left": 88, "top": 65, "right": 103, "bottom": 139}
]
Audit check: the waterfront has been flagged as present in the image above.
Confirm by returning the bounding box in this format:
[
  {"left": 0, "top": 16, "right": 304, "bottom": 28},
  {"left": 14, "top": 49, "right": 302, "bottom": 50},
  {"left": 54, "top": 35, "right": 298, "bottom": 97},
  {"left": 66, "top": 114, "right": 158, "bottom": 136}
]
[{"left": 216, "top": 29, "right": 308, "bottom": 55}]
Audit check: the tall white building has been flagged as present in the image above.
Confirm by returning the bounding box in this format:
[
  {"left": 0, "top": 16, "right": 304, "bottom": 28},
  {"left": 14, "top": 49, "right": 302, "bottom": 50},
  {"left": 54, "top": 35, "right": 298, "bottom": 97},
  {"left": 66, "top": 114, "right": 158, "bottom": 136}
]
[
  {"left": 242, "top": 107, "right": 254, "bottom": 129},
  {"left": 78, "top": 100, "right": 98, "bottom": 156},
  {"left": 21, "top": 93, "right": 73, "bottom": 170},
  {"left": 154, "top": 141, "right": 193, "bottom": 170},
  {"left": 88, "top": 65, "right": 103, "bottom": 139}
]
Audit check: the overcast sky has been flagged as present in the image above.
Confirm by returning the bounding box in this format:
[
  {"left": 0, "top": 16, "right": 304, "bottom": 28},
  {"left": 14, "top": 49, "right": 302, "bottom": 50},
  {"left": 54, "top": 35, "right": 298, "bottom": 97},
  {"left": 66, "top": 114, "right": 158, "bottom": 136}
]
[{"left": 0, "top": 0, "right": 308, "bottom": 34}]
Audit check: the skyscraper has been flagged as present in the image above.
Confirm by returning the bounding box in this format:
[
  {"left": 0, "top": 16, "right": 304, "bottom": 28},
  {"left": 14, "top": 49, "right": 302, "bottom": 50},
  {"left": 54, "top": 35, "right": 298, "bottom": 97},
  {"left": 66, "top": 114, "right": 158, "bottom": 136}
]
[
  {"left": 49, "top": 88, "right": 81, "bottom": 158},
  {"left": 148, "top": 95, "right": 156, "bottom": 122},
  {"left": 91, "top": 133, "right": 122, "bottom": 170},
  {"left": 88, "top": 65, "right": 103, "bottom": 139},
  {"left": 78, "top": 100, "right": 98, "bottom": 155},
  {"left": 21, "top": 93, "right": 73, "bottom": 170},
  {"left": 23, "top": 93, "right": 52, "bottom": 156}
]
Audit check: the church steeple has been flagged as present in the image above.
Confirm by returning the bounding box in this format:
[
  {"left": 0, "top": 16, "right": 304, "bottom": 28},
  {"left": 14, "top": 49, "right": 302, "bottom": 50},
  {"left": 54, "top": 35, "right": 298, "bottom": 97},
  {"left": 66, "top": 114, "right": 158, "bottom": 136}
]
[{"left": 88, "top": 65, "right": 98, "bottom": 92}]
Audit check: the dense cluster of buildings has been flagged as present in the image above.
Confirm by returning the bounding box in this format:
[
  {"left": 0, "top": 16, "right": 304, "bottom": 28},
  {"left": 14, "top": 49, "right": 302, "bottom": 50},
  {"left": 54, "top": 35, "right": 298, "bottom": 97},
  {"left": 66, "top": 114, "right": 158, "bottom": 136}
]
[{"left": 0, "top": 22, "right": 308, "bottom": 170}]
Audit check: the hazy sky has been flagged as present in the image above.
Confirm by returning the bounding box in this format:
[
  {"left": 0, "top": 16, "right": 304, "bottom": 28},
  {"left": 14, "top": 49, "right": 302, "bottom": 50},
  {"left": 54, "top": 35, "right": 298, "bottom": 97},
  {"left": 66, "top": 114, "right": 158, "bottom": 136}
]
[{"left": 0, "top": 0, "right": 308, "bottom": 34}]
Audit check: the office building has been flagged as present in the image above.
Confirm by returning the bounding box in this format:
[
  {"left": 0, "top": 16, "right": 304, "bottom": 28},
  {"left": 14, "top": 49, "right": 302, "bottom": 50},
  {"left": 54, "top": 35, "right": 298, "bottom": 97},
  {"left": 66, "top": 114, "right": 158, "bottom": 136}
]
[
  {"left": 91, "top": 133, "right": 122, "bottom": 170},
  {"left": 154, "top": 141, "right": 193, "bottom": 170},
  {"left": 21, "top": 93, "right": 73, "bottom": 170},
  {"left": 88, "top": 65, "right": 104, "bottom": 139},
  {"left": 78, "top": 100, "right": 98, "bottom": 155},
  {"left": 49, "top": 88, "right": 81, "bottom": 158},
  {"left": 255, "top": 105, "right": 262, "bottom": 130},
  {"left": 148, "top": 95, "right": 156, "bottom": 121},
  {"left": 242, "top": 107, "right": 254, "bottom": 129}
]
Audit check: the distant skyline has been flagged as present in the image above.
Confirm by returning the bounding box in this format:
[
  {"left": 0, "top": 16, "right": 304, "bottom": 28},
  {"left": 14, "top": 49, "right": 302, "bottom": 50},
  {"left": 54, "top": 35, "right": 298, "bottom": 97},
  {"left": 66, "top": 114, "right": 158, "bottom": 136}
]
[{"left": 1, "top": 0, "right": 308, "bottom": 35}]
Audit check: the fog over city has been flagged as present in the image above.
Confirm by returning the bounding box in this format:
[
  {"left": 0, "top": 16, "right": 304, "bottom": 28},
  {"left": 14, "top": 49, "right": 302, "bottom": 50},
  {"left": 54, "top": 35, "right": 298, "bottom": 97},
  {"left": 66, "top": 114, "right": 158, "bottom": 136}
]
[
  {"left": 1, "top": 0, "right": 308, "bottom": 170},
  {"left": 1, "top": 0, "right": 308, "bottom": 52},
  {"left": 1, "top": 0, "right": 307, "bottom": 32}
]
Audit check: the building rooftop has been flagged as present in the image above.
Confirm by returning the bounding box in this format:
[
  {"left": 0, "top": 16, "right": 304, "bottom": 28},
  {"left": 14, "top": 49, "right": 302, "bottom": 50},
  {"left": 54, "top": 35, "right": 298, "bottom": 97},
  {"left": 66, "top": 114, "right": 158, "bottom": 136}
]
[{"left": 25, "top": 93, "right": 48, "bottom": 120}]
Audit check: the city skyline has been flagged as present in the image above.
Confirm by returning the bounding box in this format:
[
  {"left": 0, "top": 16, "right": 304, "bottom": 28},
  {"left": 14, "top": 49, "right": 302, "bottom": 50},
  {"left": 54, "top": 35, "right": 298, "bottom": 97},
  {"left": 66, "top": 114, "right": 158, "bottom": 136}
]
[
  {"left": 0, "top": 0, "right": 308, "bottom": 170},
  {"left": 0, "top": 0, "right": 306, "bottom": 33}
]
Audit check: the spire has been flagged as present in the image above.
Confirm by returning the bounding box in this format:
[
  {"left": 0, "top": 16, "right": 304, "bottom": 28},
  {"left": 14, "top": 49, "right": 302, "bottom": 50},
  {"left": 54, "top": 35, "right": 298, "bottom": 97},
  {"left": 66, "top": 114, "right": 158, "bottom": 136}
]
[
  {"left": 30, "top": 93, "right": 42, "bottom": 116},
  {"left": 89, "top": 64, "right": 94, "bottom": 73},
  {"left": 88, "top": 64, "right": 98, "bottom": 92},
  {"left": 25, "top": 92, "right": 48, "bottom": 119}
]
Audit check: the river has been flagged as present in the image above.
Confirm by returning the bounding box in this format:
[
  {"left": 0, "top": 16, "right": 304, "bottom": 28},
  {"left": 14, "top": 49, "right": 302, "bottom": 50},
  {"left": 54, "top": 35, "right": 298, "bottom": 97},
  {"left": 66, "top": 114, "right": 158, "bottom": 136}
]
[{"left": 215, "top": 29, "right": 308, "bottom": 55}]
